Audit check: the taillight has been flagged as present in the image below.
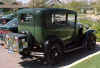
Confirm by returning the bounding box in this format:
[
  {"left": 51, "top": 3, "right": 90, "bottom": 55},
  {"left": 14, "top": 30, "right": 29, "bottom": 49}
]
[{"left": 0, "top": 30, "right": 10, "bottom": 34}]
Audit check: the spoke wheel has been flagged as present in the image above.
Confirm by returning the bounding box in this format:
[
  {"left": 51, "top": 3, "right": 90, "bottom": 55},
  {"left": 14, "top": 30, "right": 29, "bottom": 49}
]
[
  {"left": 51, "top": 43, "right": 62, "bottom": 58},
  {"left": 44, "top": 42, "right": 63, "bottom": 64}
]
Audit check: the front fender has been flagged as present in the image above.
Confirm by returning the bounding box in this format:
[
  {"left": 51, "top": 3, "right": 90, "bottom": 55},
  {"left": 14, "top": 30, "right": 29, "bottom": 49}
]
[
  {"left": 85, "top": 29, "right": 96, "bottom": 39},
  {"left": 86, "top": 29, "right": 96, "bottom": 34},
  {"left": 82, "top": 29, "right": 96, "bottom": 47}
]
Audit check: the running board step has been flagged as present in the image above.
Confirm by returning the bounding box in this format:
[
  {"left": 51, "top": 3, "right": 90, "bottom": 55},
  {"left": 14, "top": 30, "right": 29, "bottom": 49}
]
[{"left": 64, "top": 46, "right": 83, "bottom": 53}]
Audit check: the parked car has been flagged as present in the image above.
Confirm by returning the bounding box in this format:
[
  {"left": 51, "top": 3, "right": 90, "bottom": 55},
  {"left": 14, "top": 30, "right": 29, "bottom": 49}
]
[
  {"left": 0, "top": 18, "right": 18, "bottom": 45},
  {"left": 0, "top": 18, "right": 18, "bottom": 33},
  {"left": 4, "top": 8, "right": 96, "bottom": 64},
  {"left": 1, "top": 13, "right": 15, "bottom": 20}
]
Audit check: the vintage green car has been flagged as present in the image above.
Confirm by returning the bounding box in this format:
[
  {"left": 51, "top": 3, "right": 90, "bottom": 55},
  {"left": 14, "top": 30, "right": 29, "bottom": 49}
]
[{"left": 16, "top": 8, "right": 96, "bottom": 64}]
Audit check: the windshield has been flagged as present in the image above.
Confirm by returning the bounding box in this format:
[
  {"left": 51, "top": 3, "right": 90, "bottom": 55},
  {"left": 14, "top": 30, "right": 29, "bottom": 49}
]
[
  {"left": 5, "top": 18, "right": 18, "bottom": 27},
  {"left": 0, "top": 14, "right": 15, "bottom": 25}
]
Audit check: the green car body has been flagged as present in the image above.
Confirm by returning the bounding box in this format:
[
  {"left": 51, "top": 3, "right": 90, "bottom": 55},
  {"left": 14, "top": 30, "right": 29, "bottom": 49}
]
[{"left": 17, "top": 8, "right": 78, "bottom": 43}]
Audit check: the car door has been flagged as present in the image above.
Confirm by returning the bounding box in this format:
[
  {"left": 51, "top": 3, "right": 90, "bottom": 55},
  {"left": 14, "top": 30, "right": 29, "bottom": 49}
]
[{"left": 45, "top": 13, "right": 75, "bottom": 44}]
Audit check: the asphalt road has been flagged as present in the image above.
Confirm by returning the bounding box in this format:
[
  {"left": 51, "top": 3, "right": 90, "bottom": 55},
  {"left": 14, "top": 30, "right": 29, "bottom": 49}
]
[{"left": 0, "top": 42, "right": 100, "bottom": 68}]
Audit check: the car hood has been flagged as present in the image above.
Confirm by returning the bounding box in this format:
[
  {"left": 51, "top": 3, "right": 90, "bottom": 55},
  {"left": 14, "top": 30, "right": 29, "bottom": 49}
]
[{"left": 0, "top": 25, "right": 11, "bottom": 30}]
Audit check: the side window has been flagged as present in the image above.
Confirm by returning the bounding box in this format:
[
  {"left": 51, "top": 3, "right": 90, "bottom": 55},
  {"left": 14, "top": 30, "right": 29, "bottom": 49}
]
[
  {"left": 67, "top": 14, "right": 75, "bottom": 27},
  {"left": 20, "top": 14, "right": 32, "bottom": 24},
  {"left": 51, "top": 13, "right": 66, "bottom": 24}
]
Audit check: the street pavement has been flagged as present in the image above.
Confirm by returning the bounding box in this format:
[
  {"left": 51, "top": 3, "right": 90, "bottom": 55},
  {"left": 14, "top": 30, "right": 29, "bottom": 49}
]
[
  {"left": 0, "top": 42, "right": 100, "bottom": 68},
  {"left": 0, "top": 47, "right": 23, "bottom": 68}
]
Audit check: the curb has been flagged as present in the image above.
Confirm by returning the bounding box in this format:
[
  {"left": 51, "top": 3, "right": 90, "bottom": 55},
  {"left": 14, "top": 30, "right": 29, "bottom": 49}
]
[{"left": 60, "top": 51, "right": 100, "bottom": 68}]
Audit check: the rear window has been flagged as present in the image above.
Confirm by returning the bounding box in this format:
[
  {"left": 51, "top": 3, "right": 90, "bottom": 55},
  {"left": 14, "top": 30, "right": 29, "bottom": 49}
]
[
  {"left": 20, "top": 14, "right": 32, "bottom": 24},
  {"left": 51, "top": 13, "right": 66, "bottom": 24},
  {"left": 6, "top": 18, "right": 18, "bottom": 27},
  {"left": 45, "top": 13, "right": 67, "bottom": 26}
]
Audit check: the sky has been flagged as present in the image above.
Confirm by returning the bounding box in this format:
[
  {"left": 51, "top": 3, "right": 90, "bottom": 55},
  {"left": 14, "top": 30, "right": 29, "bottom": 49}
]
[{"left": 16, "top": 0, "right": 30, "bottom": 4}]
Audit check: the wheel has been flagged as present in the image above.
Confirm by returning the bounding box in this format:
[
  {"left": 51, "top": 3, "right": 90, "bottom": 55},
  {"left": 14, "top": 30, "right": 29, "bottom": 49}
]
[
  {"left": 50, "top": 42, "right": 64, "bottom": 59},
  {"left": 43, "top": 40, "right": 64, "bottom": 64},
  {"left": 87, "top": 33, "right": 96, "bottom": 50}
]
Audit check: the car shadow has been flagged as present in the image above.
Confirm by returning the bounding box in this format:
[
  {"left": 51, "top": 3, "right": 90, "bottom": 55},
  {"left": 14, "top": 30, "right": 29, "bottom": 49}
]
[{"left": 19, "top": 44, "right": 100, "bottom": 68}]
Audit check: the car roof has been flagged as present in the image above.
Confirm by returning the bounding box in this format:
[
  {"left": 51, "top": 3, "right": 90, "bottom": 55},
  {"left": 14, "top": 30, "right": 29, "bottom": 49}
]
[{"left": 17, "top": 8, "right": 77, "bottom": 15}]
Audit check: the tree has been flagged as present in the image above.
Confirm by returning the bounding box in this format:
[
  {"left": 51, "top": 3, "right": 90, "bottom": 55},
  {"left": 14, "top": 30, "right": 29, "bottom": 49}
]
[
  {"left": 65, "top": 0, "right": 88, "bottom": 12},
  {"left": 50, "top": 0, "right": 88, "bottom": 12},
  {"left": 53, "top": 3, "right": 66, "bottom": 8},
  {"left": 28, "top": 0, "right": 46, "bottom": 8},
  {"left": 91, "top": 0, "right": 100, "bottom": 14},
  {"left": 4, "top": 0, "right": 16, "bottom": 3}
]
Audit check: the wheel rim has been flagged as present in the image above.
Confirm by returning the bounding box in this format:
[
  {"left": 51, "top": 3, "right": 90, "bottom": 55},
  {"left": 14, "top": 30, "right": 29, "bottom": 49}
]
[
  {"left": 51, "top": 46, "right": 59, "bottom": 58},
  {"left": 45, "top": 43, "right": 61, "bottom": 64},
  {"left": 44, "top": 40, "right": 64, "bottom": 64}
]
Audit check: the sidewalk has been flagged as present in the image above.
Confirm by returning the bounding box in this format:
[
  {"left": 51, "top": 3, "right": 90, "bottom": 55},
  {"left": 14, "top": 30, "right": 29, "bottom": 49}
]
[{"left": 0, "top": 47, "right": 22, "bottom": 68}]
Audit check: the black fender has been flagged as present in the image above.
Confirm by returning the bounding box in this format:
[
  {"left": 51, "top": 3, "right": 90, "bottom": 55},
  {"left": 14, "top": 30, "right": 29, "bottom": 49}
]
[
  {"left": 43, "top": 35, "right": 64, "bottom": 55},
  {"left": 43, "top": 35, "right": 58, "bottom": 51},
  {"left": 20, "top": 30, "right": 37, "bottom": 44},
  {"left": 19, "top": 31, "right": 38, "bottom": 56},
  {"left": 20, "top": 30, "right": 31, "bottom": 35},
  {"left": 44, "top": 35, "right": 64, "bottom": 49},
  {"left": 82, "top": 29, "right": 96, "bottom": 48}
]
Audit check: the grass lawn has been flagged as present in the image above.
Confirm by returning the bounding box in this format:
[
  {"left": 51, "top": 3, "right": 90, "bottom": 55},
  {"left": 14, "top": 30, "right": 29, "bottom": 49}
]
[{"left": 71, "top": 54, "right": 100, "bottom": 68}]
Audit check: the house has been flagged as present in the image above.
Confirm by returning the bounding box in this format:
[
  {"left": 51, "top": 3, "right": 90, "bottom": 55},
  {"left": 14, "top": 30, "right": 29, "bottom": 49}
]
[{"left": 0, "top": 0, "right": 28, "bottom": 8}]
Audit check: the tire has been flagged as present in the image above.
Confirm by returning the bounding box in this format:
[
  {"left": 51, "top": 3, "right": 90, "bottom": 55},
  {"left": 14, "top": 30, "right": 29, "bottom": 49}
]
[
  {"left": 87, "top": 33, "right": 96, "bottom": 50},
  {"left": 51, "top": 42, "right": 64, "bottom": 58},
  {"left": 44, "top": 40, "right": 64, "bottom": 64}
]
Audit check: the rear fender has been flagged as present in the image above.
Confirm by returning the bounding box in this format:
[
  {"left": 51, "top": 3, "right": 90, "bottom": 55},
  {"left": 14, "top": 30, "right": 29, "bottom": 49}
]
[
  {"left": 43, "top": 35, "right": 64, "bottom": 51},
  {"left": 43, "top": 35, "right": 58, "bottom": 49}
]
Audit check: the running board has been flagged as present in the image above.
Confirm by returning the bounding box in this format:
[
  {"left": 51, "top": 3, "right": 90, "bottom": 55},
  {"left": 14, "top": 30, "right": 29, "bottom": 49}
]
[{"left": 64, "top": 46, "right": 83, "bottom": 53}]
